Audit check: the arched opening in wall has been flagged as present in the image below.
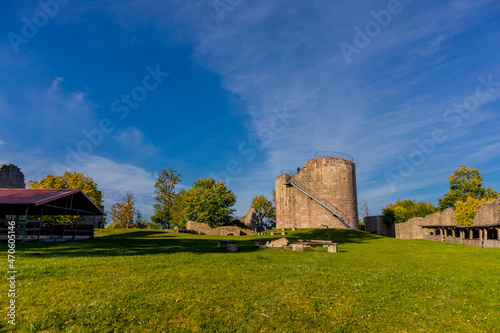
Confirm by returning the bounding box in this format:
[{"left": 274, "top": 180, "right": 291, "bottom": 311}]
[{"left": 225, "top": 233, "right": 234, "bottom": 236}]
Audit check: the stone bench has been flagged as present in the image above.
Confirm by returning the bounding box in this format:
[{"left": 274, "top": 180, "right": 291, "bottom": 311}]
[
  {"left": 296, "top": 239, "right": 334, "bottom": 246},
  {"left": 291, "top": 243, "right": 338, "bottom": 253},
  {"left": 293, "top": 240, "right": 338, "bottom": 253}
]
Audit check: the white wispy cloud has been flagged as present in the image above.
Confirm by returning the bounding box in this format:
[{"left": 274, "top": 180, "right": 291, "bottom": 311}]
[
  {"left": 75, "top": 155, "right": 156, "bottom": 216},
  {"left": 48, "top": 77, "right": 64, "bottom": 93},
  {"left": 114, "top": 126, "right": 156, "bottom": 156}
]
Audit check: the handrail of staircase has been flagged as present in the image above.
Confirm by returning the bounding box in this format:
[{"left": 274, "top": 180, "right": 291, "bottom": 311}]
[{"left": 290, "top": 179, "right": 353, "bottom": 228}]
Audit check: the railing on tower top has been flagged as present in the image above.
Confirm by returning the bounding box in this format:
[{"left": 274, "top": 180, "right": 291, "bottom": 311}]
[
  {"left": 279, "top": 169, "right": 298, "bottom": 176},
  {"left": 314, "top": 151, "right": 353, "bottom": 161}
]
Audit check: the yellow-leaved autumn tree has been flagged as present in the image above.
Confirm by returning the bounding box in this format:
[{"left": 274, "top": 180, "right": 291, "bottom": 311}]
[
  {"left": 31, "top": 171, "right": 102, "bottom": 224},
  {"left": 454, "top": 197, "right": 496, "bottom": 226}
]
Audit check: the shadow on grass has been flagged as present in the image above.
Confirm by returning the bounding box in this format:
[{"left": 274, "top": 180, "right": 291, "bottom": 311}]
[
  {"left": 283, "top": 228, "right": 381, "bottom": 245},
  {"left": 18, "top": 231, "right": 261, "bottom": 258},
  {"left": 16, "top": 229, "right": 381, "bottom": 258}
]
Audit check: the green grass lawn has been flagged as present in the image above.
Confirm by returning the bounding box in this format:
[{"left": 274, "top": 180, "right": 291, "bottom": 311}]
[{"left": 1, "top": 228, "right": 499, "bottom": 332}]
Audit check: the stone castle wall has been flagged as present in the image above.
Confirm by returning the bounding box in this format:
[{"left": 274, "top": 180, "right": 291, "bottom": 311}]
[
  {"left": 275, "top": 157, "right": 358, "bottom": 229},
  {"left": 0, "top": 164, "right": 25, "bottom": 188},
  {"left": 395, "top": 199, "right": 500, "bottom": 239},
  {"left": 186, "top": 221, "right": 255, "bottom": 236},
  {"left": 238, "top": 207, "right": 261, "bottom": 231},
  {"left": 364, "top": 215, "right": 395, "bottom": 237},
  {"left": 395, "top": 209, "right": 456, "bottom": 239}
]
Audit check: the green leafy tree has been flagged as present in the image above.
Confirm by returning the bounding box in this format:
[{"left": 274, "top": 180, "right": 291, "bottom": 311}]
[
  {"left": 183, "top": 178, "right": 236, "bottom": 228},
  {"left": 170, "top": 189, "right": 188, "bottom": 228},
  {"left": 251, "top": 195, "right": 276, "bottom": 230},
  {"left": 109, "top": 192, "right": 136, "bottom": 228},
  {"left": 382, "top": 199, "right": 437, "bottom": 224},
  {"left": 31, "top": 171, "right": 103, "bottom": 224},
  {"left": 438, "top": 165, "right": 498, "bottom": 210},
  {"left": 151, "top": 168, "right": 181, "bottom": 228},
  {"left": 484, "top": 186, "right": 499, "bottom": 199},
  {"left": 454, "top": 197, "right": 496, "bottom": 226},
  {"left": 135, "top": 211, "right": 149, "bottom": 229}
]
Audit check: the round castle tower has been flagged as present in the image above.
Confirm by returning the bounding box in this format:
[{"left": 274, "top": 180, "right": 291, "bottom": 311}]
[{"left": 275, "top": 155, "right": 358, "bottom": 229}]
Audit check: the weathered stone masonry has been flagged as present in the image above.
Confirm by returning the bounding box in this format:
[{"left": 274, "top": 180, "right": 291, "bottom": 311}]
[
  {"left": 275, "top": 157, "right": 358, "bottom": 229},
  {"left": 0, "top": 164, "right": 25, "bottom": 189}
]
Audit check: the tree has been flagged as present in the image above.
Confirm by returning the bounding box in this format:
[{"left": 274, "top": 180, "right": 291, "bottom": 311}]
[
  {"left": 170, "top": 189, "right": 188, "bottom": 228},
  {"left": 251, "top": 195, "right": 276, "bottom": 230},
  {"left": 454, "top": 197, "right": 496, "bottom": 226},
  {"left": 31, "top": 171, "right": 102, "bottom": 206},
  {"left": 358, "top": 201, "right": 369, "bottom": 231},
  {"left": 135, "top": 211, "right": 149, "bottom": 229},
  {"left": 183, "top": 178, "right": 236, "bottom": 228},
  {"left": 382, "top": 199, "right": 437, "bottom": 224},
  {"left": 151, "top": 168, "right": 182, "bottom": 228},
  {"left": 438, "top": 165, "right": 498, "bottom": 210},
  {"left": 359, "top": 200, "right": 369, "bottom": 219},
  {"left": 31, "top": 171, "right": 103, "bottom": 224},
  {"left": 109, "top": 192, "right": 136, "bottom": 228}
]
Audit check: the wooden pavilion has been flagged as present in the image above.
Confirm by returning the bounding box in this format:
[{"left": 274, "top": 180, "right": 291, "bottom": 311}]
[{"left": 0, "top": 189, "right": 105, "bottom": 242}]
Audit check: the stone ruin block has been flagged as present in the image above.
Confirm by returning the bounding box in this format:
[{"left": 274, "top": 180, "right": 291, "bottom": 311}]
[{"left": 328, "top": 244, "right": 338, "bottom": 253}]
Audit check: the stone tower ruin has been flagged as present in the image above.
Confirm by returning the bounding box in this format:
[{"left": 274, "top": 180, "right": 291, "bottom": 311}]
[
  {"left": 275, "top": 154, "right": 358, "bottom": 229},
  {"left": 0, "top": 164, "right": 25, "bottom": 188}
]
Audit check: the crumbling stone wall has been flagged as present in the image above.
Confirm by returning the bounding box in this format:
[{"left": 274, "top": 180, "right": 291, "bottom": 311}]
[
  {"left": 0, "top": 164, "right": 25, "bottom": 188},
  {"left": 364, "top": 215, "right": 395, "bottom": 237},
  {"left": 395, "top": 209, "right": 456, "bottom": 239},
  {"left": 275, "top": 157, "right": 358, "bottom": 229},
  {"left": 395, "top": 200, "right": 500, "bottom": 239},
  {"left": 186, "top": 221, "right": 252, "bottom": 236},
  {"left": 238, "top": 207, "right": 261, "bottom": 231},
  {"left": 473, "top": 199, "right": 500, "bottom": 226}
]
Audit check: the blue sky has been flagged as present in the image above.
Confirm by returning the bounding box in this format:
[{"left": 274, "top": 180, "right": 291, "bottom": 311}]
[{"left": 1, "top": 0, "right": 500, "bottom": 218}]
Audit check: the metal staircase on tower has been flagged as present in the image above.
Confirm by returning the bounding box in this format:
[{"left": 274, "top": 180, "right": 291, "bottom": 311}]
[{"left": 283, "top": 177, "right": 353, "bottom": 229}]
